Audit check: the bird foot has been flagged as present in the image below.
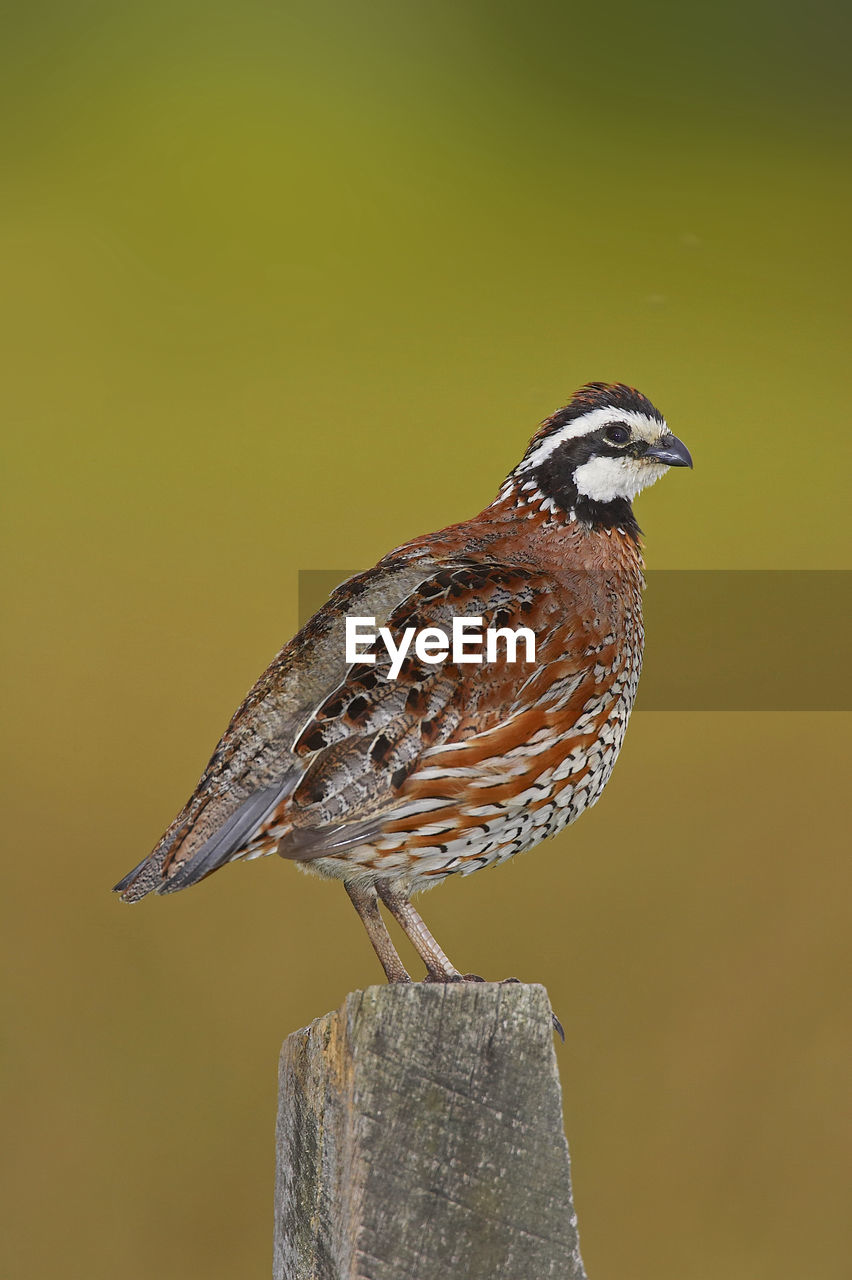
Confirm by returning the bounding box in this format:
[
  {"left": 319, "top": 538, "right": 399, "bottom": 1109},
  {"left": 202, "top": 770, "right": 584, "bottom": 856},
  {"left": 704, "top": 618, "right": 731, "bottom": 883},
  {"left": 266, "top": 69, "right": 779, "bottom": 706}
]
[
  {"left": 420, "top": 971, "right": 564, "bottom": 1038},
  {"left": 423, "top": 972, "right": 519, "bottom": 984}
]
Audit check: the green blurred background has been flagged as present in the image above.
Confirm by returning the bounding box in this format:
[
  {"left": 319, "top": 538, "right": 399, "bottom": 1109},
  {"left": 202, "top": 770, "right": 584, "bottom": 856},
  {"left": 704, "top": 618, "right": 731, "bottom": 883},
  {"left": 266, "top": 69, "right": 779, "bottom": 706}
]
[{"left": 2, "top": 3, "right": 850, "bottom": 1277}]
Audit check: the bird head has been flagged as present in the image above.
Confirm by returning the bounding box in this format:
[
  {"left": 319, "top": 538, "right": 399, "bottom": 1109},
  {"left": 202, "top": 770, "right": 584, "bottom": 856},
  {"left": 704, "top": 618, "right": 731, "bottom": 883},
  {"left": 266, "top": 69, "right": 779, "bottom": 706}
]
[{"left": 513, "top": 383, "right": 692, "bottom": 524}]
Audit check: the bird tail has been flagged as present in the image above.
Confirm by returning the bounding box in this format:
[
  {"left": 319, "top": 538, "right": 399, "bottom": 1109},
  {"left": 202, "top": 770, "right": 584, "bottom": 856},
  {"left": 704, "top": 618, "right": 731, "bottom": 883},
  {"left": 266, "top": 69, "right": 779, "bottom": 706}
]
[
  {"left": 113, "top": 851, "right": 171, "bottom": 902},
  {"left": 113, "top": 783, "right": 292, "bottom": 903}
]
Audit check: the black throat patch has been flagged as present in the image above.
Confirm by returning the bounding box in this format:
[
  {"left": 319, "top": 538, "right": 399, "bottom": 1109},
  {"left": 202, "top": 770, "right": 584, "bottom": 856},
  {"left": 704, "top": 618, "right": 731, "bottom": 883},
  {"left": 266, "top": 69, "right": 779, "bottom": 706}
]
[{"left": 532, "top": 449, "right": 642, "bottom": 538}]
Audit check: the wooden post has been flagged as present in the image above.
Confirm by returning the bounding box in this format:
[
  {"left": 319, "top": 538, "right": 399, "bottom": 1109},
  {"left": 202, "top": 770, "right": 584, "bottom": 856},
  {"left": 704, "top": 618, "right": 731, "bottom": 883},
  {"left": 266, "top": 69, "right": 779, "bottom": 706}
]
[{"left": 274, "top": 982, "right": 587, "bottom": 1280}]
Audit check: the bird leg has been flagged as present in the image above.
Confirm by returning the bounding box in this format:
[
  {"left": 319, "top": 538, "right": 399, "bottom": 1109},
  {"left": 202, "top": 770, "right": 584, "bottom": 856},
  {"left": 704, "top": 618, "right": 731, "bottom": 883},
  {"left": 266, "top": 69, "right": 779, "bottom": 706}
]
[
  {"left": 375, "top": 878, "right": 462, "bottom": 981},
  {"left": 345, "top": 880, "right": 411, "bottom": 984},
  {"left": 353, "top": 880, "right": 564, "bottom": 1036}
]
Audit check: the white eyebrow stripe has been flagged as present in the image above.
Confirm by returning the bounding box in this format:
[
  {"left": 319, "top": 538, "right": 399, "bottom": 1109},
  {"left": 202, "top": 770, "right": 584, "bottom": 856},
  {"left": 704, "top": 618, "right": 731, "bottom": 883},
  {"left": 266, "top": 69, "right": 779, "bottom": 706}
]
[{"left": 515, "top": 406, "right": 666, "bottom": 474}]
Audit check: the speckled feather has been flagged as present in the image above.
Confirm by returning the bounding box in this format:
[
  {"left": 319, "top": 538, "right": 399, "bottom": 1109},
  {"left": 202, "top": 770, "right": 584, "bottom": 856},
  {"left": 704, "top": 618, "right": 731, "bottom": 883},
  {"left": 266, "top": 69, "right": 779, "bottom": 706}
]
[{"left": 115, "top": 383, "right": 684, "bottom": 907}]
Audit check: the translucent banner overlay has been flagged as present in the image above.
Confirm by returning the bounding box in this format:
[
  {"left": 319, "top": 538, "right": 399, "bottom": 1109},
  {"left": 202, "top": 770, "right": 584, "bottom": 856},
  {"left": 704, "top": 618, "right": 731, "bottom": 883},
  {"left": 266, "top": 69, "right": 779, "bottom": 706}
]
[{"left": 298, "top": 570, "right": 851, "bottom": 711}]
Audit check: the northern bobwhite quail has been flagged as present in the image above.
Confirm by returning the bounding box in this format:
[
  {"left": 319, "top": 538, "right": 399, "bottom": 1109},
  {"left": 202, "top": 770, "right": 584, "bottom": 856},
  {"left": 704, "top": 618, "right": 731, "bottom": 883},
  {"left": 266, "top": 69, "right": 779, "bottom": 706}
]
[{"left": 115, "top": 382, "right": 692, "bottom": 984}]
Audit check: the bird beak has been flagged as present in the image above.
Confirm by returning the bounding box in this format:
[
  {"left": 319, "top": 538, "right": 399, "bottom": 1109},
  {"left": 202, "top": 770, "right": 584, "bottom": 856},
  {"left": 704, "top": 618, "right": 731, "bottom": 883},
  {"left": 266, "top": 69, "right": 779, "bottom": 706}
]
[{"left": 644, "top": 433, "right": 693, "bottom": 468}]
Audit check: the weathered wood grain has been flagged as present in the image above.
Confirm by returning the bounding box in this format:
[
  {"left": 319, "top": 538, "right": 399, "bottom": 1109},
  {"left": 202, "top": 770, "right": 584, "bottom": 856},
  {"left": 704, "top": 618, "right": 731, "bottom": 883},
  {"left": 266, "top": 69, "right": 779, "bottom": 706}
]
[{"left": 274, "top": 982, "right": 587, "bottom": 1280}]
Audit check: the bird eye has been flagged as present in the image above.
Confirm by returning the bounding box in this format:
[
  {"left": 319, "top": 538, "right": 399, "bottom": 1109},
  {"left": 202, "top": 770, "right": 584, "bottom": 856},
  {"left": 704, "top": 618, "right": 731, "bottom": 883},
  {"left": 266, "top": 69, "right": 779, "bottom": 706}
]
[{"left": 604, "top": 423, "right": 630, "bottom": 445}]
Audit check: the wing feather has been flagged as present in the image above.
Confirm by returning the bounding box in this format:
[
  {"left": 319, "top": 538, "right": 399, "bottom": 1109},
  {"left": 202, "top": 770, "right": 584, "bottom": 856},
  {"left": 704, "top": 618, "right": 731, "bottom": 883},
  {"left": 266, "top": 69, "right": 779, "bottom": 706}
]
[{"left": 277, "top": 561, "right": 607, "bottom": 862}]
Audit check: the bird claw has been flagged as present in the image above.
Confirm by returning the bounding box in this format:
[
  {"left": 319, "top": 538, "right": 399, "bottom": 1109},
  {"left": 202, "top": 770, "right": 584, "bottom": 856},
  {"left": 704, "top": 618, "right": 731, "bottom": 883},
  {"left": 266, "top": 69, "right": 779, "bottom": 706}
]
[
  {"left": 424, "top": 973, "right": 509, "bottom": 984},
  {"left": 499, "top": 976, "right": 564, "bottom": 1040},
  {"left": 420, "top": 972, "right": 565, "bottom": 1037},
  {"left": 423, "top": 971, "right": 485, "bottom": 983}
]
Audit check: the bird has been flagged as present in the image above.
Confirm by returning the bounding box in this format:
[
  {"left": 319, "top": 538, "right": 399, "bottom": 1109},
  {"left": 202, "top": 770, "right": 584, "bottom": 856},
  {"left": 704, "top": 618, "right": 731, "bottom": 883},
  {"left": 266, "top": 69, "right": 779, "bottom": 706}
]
[{"left": 114, "top": 382, "right": 692, "bottom": 985}]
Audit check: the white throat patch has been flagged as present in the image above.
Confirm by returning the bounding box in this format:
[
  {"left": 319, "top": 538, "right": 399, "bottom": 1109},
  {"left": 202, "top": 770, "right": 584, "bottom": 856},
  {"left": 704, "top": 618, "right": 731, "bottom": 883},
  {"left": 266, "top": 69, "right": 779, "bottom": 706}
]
[{"left": 573, "top": 455, "right": 670, "bottom": 502}]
